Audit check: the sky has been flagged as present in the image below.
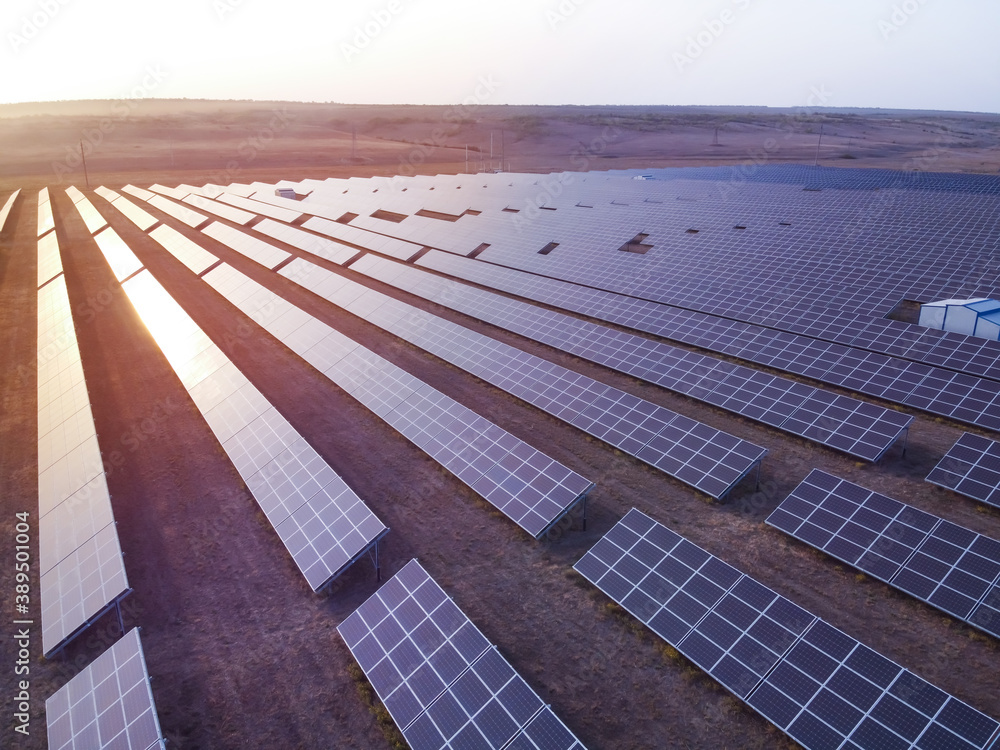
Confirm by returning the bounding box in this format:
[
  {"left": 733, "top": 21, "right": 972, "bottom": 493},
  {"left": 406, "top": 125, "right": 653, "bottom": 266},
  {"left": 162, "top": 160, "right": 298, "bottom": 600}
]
[{"left": 2, "top": 0, "right": 999, "bottom": 113}]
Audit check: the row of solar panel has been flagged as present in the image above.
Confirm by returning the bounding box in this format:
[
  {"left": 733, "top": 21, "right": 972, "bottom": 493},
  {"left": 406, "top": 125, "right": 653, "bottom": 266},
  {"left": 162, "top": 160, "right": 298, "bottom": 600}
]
[
  {"left": 36, "top": 202, "right": 131, "bottom": 658},
  {"left": 97, "top": 192, "right": 597, "bottom": 542},
  {"left": 197, "top": 217, "right": 767, "bottom": 501},
  {"left": 156, "top": 226, "right": 594, "bottom": 540},
  {"left": 262, "top": 173, "right": 1000, "bottom": 403},
  {"left": 575, "top": 508, "right": 1000, "bottom": 750},
  {"left": 349, "top": 253, "right": 912, "bottom": 462},
  {"left": 83, "top": 213, "right": 389, "bottom": 592},
  {"left": 338, "top": 559, "right": 586, "bottom": 750},
  {"left": 413, "top": 249, "right": 1000, "bottom": 434},
  {"left": 0, "top": 188, "right": 20, "bottom": 234},
  {"left": 768, "top": 470, "right": 1000, "bottom": 640}
]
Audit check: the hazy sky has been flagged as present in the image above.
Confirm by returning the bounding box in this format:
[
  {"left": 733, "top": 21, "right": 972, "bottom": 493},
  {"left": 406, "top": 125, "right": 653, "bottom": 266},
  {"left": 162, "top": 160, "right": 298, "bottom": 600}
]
[{"left": 2, "top": 0, "right": 998, "bottom": 112}]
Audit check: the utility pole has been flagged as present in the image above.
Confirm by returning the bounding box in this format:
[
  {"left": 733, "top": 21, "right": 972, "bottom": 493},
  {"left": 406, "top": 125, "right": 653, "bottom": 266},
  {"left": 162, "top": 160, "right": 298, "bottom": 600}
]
[
  {"left": 813, "top": 124, "right": 824, "bottom": 166},
  {"left": 352, "top": 124, "right": 357, "bottom": 160},
  {"left": 713, "top": 127, "right": 719, "bottom": 146},
  {"left": 80, "top": 140, "right": 90, "bottom": 190}
]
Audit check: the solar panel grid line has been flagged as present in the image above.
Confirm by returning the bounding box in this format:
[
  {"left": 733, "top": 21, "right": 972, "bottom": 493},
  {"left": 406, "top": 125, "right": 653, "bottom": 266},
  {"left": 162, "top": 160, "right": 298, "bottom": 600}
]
[
  {"left": 86, "top": 220, "right": 388, "bottom": 591},
  {"left": 767, "top": 470, "right": 1000, "bottom": 641},
  {"left": 575, "top": 508, "right": 1000, "bottom": 750},
  {"left": 337, "top": 559, "right": 586, "bottom": 750}
]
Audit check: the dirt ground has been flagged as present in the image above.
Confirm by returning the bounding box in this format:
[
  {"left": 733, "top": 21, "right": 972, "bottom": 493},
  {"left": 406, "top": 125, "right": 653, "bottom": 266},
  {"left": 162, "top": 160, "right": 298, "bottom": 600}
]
[{"left": 1, "top": 102, "right": 1000, "bottom": 750}]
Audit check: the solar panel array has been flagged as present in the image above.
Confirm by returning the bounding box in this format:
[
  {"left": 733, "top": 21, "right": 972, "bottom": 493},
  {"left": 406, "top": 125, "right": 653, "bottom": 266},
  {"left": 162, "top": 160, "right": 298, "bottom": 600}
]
[
  {"left": 338, "top": 559, "right": 585, "bottom": 750},
  {"left": 0, "top": 188, "right": 20, "bottom": 233},
  {"left": 767, "top": 470, "right": 1000, "bottom": 640},
  {"left": 91, "top": 235, "right": 388, "bottom": 591},
  {"left": 238, "top": 168, "right": 1000, "bottom": 435},
  {"left": 926, "top": 432, "right": 1000, "bottom": 509},
  {"left": 265, "top": 253, "right": 767, "bottom": 499},
  {"left": 350, "top": 254, "right": 911, "bottom": 461},
  {"left": 46, "top": 628, "right": 166, "bottom": 750},
  {"left": 413, "top": 249, "right": 1000, "bottom": 434},
  {"left": 575, "top": 508, "right": 1000, "bottom": 750},
  {"left": 37, "top": 223, "right": 130, "bottom": 657},
  {"left": 197, "top": 263, "right": 592, "bottom": 539},
  {"left": 127, "top": 216, "right": 595, "bottom": 540}
]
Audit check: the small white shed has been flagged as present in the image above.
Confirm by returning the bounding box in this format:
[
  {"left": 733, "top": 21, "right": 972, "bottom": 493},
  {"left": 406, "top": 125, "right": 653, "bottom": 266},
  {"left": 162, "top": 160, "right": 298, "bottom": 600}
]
[{"left": 919, "top": 298, "right": 1000, "bottom": 337}]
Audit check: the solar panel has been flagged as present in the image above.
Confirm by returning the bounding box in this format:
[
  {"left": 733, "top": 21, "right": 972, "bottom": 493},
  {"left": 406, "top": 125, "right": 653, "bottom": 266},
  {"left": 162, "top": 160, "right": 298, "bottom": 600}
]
[
  {"left": 94, "top": 228, "right": 144, "bottom": 282},
  {"left": 575, "top": 508, "right": 1000, "bottom": 750},
  {"left": 38, "top": 231, "right": 64, "bottom": 287},
  {"left": 93, "top": 186, "right": 120, "bottom": 202},
  {"left": 192, "top": 260, "right": 592, "bottom": 538},
  {"left": 148, "top": 224, "right": 217, "bottom": 275},
  {"left": 252, "top": 217, "right": 360, "bottom": 264},
  {"left": 404, "top": 248, "right": 1000, "bottom": 434},
  {"left": 203, "top": 221, "right": 290, "bottom": 269},
  {"left": 66, "top": 190, "right": 109, "bottom": 234},
  {"left": 267, "top": 255, "right": 766, "bottom": 499},
  {"left": 147, "top": 193, "right": 209, "bottom": 228},
  {"left": 927, "top": 432, "right": 1000, "bottom": 509},
  {"left": 119, "top": 269, "right": 388, "bottom": 590},
  {"left": 181, "top": 193, "right": 257, "bottom": 224},
  {"left": 767, "top": 470, "right": 1000, "bottom": 640},
  {"left": 38, "top": 187, "right": 55, "bottom": 237},
  {"left": 217, "top": 192, "right": 303, "bottom": 223},
  {"left": 121, "top": 184, "right": 156, "bottom": 201},
  {"left": 46, "top": 628, "right": 166, "bottom": 750},
  {"left": 108, "top": 194, "right": 159, "bottom": 231},
  {"left": 89, "top": 232, "right": 387, "bottom": 590},
  {"left": 0, "top": 188, "right": 20, "bottom": 233},
  {"left": 147, "top": 183, "right": 190, "bottom": 200},
  {"left": 37, "top": 268, "right": 130, "bottom": 656},
  {"left": 338, "top": 559, "right": 586, "bottom": 750},
  {"left": 349, "top": 254, "right": 911, "bottom": 462}
]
